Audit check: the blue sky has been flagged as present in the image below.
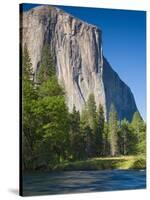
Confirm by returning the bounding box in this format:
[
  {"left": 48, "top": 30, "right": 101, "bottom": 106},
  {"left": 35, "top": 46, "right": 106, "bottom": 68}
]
[{"left": 21, "top": 4, "right": 146, "bottom": 120}]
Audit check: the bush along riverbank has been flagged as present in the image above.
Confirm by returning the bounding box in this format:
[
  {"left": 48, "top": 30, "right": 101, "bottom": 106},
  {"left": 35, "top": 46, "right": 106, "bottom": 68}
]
[{"left": 51, "top": 155, "right": 146, "bottom": 171}]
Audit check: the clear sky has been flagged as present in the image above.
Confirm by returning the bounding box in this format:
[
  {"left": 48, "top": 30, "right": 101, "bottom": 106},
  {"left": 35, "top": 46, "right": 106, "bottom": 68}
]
[{"left": 22, "top": 4, "right": 146, "bottom": 120}]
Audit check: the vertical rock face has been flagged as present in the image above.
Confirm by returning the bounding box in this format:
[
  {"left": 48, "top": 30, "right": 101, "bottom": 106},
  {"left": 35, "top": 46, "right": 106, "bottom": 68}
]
[{"left": 21, "top": 5, "right": 138, "bottom": 121}]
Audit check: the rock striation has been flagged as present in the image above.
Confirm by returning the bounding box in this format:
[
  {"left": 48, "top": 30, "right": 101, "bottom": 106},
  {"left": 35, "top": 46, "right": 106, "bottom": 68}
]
[{"left": 20, "top": 5, "right": 138, "bottom": 121}]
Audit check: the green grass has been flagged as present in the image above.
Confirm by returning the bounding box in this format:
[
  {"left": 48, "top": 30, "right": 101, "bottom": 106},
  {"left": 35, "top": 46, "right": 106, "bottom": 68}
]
[{"left": 52, "top": 155, "right": 146, "bottom": 171}]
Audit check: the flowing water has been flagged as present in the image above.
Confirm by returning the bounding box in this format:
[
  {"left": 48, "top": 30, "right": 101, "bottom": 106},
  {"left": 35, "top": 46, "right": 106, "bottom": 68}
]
[{"left": 22, "top": 169, "right": 146, "bottom": 196}]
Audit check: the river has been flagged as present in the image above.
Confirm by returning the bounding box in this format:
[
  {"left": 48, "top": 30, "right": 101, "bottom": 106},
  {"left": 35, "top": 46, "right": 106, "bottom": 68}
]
[{"left": 22, "top": 169, "right": 146, "bottom": 196}]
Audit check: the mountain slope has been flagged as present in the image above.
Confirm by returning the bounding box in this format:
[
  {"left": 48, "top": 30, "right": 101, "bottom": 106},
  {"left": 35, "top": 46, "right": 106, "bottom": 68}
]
[{"left": 20, "top": 5, "right": 138, "bottom": 121}]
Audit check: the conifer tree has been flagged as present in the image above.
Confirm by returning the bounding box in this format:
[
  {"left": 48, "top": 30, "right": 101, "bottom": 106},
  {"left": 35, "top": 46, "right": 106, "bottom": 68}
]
[
  {"left": 87, "top": 93, "right": 97, "bottom": 131},
  {"left": 34, "top": 43, "right": 70, "bottom": 167},
  {"left": 69, "top": 105, "right": 81, "bottom": 159},
  {"left": 37, "top": 43, "right": 55, "bottom": 83},
  {"left": 108, "top": 104, "right": 119, "bottom": 156},
  {"left": 22, "top": 44, "right": 37, "bottom": 170},
  {"left": 80, "top": 106, "right": 93, "bottom": 158},
  {"left": 131, "top": 112, "right": 146, "bottom": 154},
  {"left": 95, "top": 104, "right": 105, "bottom": 156},
  {"left": 118, "top": 119, "right": 130, "bottom": 155},
  {"left": 86, "top": 94, "right": 98, "bottom": 156},
  {"left": 103, "top": 122, "right": 110, "bottom": 156}
]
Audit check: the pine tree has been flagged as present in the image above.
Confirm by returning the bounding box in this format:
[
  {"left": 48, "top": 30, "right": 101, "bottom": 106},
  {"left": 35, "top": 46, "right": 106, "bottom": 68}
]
[
  {"left": 37, "top": 43, "right": 55, "bottom": 83},
  {"left": 22, "top": 43, "right": 71, "bottom": 170},
  {"left": 22, "top": 43, "right": 33, "bottom": 81},
  {"left": 108, "top": 104, "right": 119, "bottom": 156},
  {"left": 34, "top": 43, "right": 70, "bottom": 167},
  {"left": 103, "top": 122, "right": 110, "bottom": 156},
  {"left": 118, "top": 119, "right": 130, "bottom": 155},
  {"left": 80, "top": 106, "right": 93, "bottom": 158},
  {"left": 131, "top": 112, "right": 143, "bottom": 142},
  {"left": 131, "top": 112, "right": 146, "bottom": 155},
  {"left": 69, "top": 105, "right": 82, "bottom": 159},
  {"left": 86, "top": 94, "right": 98, "bottom": 156},
  {"left": 22, "top": 44, "right": 37, "bottom": 170},
  {"left": 86, "top": 93, "right": 97, "bottom": 131},
  {"left": 95, "top": 104, "right": 105, "bottom": 156}
]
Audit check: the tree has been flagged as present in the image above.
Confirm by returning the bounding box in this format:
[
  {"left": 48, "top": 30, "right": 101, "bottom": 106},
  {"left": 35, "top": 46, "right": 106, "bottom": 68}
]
[
  {"left": 22, "top": 43, "right": 33, "bottom": 81},
  {"left": 118, "top": 119, "right": 131, "bottom": 155},
  {"left": 34, "top": 94, "right": 70, "bottom": 168},
  {"left": 95, "top": 104, "right": 105, "bottom": 156},
  {"left": 69, "top": 105, "right": 83, "bottom": 160},
  {"left": 37, "top": 43, "right": 55, "bottom": 83},
  {"left": 103, "top": 122, "right": 110, "bottom": 156},
  {"left": 80, "top": 122, "right": 93, "bottom": 158},
  {"left": 81, "top": 96, "right": 105, "bottom": 157},
  {"left": 131, "top": 112, "right": 146, "bottom": 155},
  {"left": 80, "top": 106, "right": 93, "bottom": 158},
  {"left": 22, "top": 44, "right": 37, "bottom": 170},
  {"left": 108, "top": 104, "right": 119, "bottom": 156},
  {"left": 86, "top": 94, "right": 98, "bottom": 156},
  {"left": 38, "top": 76, "right": 65, "bottom": 98},
  {"left": 33, "top": 43, "right": 71, "bottom": 168},
  {"left": 137, "top": 122, "right": 146, "bottom": 155},
  {"left": 86, "top": 93, "right": 97, "bottom": 131},
  {"left": 22, "top": 43, "right": 71, "bottom": 170}
]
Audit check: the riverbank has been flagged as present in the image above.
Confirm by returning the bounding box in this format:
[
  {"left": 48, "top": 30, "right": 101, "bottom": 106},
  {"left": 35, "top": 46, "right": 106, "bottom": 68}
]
[{"left": 52, "top": 155, "right": 146, "bottom": 171}]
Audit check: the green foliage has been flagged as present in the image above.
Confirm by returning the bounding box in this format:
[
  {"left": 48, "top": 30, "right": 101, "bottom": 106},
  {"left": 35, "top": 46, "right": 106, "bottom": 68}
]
[
  {"left": 103, "top": 122, "right": 110, "bottom": 156},
  {"left": 53, "top": 155, "right": 146, "bottom": 171},
  {"left": 69, "top": 106, "right": 85, "bottom": 160},
  {"left": 22, "top": 44, "right": 69, "bottom": 170},
  {"left": 33, "top": 95, "right": 70, "bottom": 168},
  {"left": 22, "top": 43, "right": 33, "bottom": 81},
  {"left": 22, "top": 45, "right": 146, "bottom": 171},
  {"left": 86, "top": 93, "right": 97, "bottom": 131},
  {"left": 118, "top": 119, "right": 132, "bottom": 155},
  {"left": 38, "top": 76, "right": 65, "bottom": 98},
  {"left": 108, "top": 104, "right": 119, "bottom": 156},
  {"left": 117, "top": 112, "right": 146, "bottom": 156},
  {"left": 80, "top": 97, "right": 105, "bottom": 158},
  {"left": 81, "top": 94, "right": 98, "bottom": 157},
  {"left": 22, "top": 44, "right": 38, "bottom": 170},
  {"left": 95, "top": 104, "right": 105, "bottom": 156},
  {"left": 37, "top": 43, "right": 55, "bottom": 83},
  {"left": 81, "top": 123, "right": 93, "bottom": 158},
  {"left": 131, "top": 112, "right": 146, "bottom": 155}
]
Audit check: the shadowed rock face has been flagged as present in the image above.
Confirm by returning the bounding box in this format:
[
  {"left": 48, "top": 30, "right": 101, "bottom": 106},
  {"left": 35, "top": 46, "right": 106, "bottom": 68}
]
[
  {"left": 102, "top": 57, "right": 138, "bottom": 121},
  {"left": 21, "top": 5, "right": 138, "bottom": 121}
]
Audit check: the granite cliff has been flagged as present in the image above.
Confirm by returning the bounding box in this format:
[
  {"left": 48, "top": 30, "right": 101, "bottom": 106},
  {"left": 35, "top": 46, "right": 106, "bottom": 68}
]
[{"left": 21, "top": 5, "right": 138, "bottom": 121}]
